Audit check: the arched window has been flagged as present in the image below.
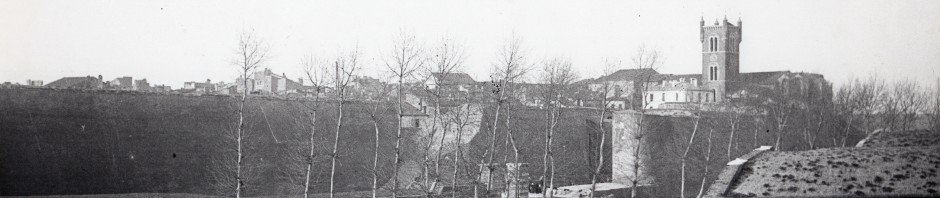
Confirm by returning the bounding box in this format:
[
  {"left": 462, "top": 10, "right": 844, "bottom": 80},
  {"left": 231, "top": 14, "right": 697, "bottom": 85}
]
[
  {"left": 710, "top": 37, "right": 720, "bottom": 52},
  {"left": 709, "top": 66, "right": 719, "bottom": 81},
  {"left": 709, "top": 37, "right": 716, "bottom": 52},
  {"left": 661, "top": 93, "right": 665, "bottom": 101}
]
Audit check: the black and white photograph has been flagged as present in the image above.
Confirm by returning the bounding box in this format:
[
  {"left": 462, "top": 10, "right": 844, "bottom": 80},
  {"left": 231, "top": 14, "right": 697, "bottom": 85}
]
[{"left": 1, "top": 0, "right": 939, "bottom": 197}]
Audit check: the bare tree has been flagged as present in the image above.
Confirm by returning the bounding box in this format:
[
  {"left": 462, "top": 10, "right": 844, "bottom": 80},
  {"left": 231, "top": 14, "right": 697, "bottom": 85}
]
[
  {"left": 725, "top": 108, "right": 744, "bottom": 161},
  {"left": 881, "top": 79, "right": 927, "bottom": 131},
  {"left": 209, "top": 29, "right": 268, "bottom": 198},
  {"left": 384, "top": 30, "right": 426, "bottom": 198},
  {"left": 855, "top": 75, "right": 886, "bottom": 134},
  {"left": 695, "top": 129, "right": 714, "bottom": 198},
  {"left": 294, "top": 53, "right": 332, "bottom": 198},
  {"left": 833, "top": 75, "right": 885, "bottom": 147},
  {"left": 414, "top": 36, "right": 466, "bottom": 196},
  {"left": 537, "top": 57, "right": 577, "bottom": 198},
  {"left": 930, "top": 78, "right": 940, "bottom": 131},
  {"left": 679, "top": 114, "right": 702, "bottom": 198},
  {"left": 447, "top": 90, "right": 482, "bottom": 198},
  {"left": 833, "top": 83, "right": 858, "bottom": 147},
  {"left": 364, "top": 76, "right": 393, "bottom": 198},
  {"left": 328, "top": 49, "right": 361, "bottom": 198},
  {"left": 600, "top": 45, "right": 662, "bottom": 198},
  {"left": 587, "top": 60, "right": 616, "bottom": 198},
  {"left": 769, "top": 96, "right": 796, "bottom": 151},
  {"left": 486, "top": 36, "right": 530, "bottom": 196}
]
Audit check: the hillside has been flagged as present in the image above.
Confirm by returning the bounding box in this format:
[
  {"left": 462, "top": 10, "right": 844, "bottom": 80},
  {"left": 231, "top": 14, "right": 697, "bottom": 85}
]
[
  {"left": 629, "top": 110, "right": 866, "bottom": 197},
  {"left": 0, "top": 88, "right": 415, "bottom": 196}
]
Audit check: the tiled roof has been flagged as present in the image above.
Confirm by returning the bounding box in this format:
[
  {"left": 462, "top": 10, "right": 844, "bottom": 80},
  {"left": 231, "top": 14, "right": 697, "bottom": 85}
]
[
  {"left": 650, "top": 73, "right": 701, "bottom": 82},
  {"left": 45, "top": 76, "right": 100, "bottom": 89},
  {"left": 594, "top": 68, "right": 660, "bottom": 82},
  {"left": 432, "top": 72, "right": 476, "bottom": 84},
  {"left": 737, "top": 71, "right": 790, "bottom": 85}
]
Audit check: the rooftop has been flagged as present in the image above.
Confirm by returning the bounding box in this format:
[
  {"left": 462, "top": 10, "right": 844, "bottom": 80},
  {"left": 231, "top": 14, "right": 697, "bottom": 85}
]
[{"left": 431, "top": 72, "right": 476, "bottom": 84}]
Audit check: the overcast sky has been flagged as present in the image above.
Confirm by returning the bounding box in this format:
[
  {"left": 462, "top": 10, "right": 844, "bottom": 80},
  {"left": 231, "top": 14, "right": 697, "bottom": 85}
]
[{"left": 2, "top": 0, "right": 938, "bottom": 88}]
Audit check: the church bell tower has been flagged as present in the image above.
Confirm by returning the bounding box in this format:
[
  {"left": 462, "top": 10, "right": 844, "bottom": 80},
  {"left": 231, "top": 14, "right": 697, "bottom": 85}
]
[{"left": 701, "top": 16, "right": 742, "bottom": 101}]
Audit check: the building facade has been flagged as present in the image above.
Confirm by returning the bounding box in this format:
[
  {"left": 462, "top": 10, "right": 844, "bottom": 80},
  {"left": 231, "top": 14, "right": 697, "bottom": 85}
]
[
  {"left": 235, "top": 68, "right": 304, "bottom": 95},
  {"left": 589, "top": 17, "right": 830, "bottom": 110}
]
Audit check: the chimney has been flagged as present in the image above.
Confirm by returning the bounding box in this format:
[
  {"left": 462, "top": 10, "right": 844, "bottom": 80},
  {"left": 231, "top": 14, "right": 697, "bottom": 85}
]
[{"left": 335, "top": 61, "right": 341, "bottom": 90}]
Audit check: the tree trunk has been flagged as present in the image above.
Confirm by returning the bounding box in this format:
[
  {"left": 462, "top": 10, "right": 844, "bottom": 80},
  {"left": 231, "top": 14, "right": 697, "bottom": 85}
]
[
  {"left": 589, "top": 112, "right": 606, "bottom": 198},
  {"left": 372, "top": 112, "right": 380, "bottom": 198},
  {"left": 393, "top": 79, "right": 404, "bottom": 198},
  {"left": 235, "top": 72, "right": 248, "bottom": 198},
  {"left": 542, "top": 107, "right": 556, "bottom": 198},
  {"left": 430, "top": 92, "right": 446, "bottom": 196},
  {"left": 590, "top": 91, "right": 609, "bottom": 198},
  {"left": 452, "top": 120, "right": 464, "bottom": 198},
  {"left": 696, "top": 129, "right": 713, "bottom": 198},
  {"left": 303, "top": 95, "right": 319, "bottom": 198},
  {"left": 680, "top": 117, "right": 701, "bottom": 198},
  {"left": 329, "top": 97, "right": 344, "bottom": 198},
  {"left": 630, "top": 113, "right": 645, "bottom": 198},
  {"left": 841, "top": 117, "right": 854, "bottom": 147},
  {"left": 485, "top": 100, "right": 502, "bottom": 192},
  {"left": 726, "top": 115, "right": 738, "bottom": 162}
]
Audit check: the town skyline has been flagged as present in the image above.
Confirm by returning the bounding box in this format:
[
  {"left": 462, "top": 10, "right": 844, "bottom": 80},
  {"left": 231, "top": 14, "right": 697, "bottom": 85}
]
[{"left": 2, "top": 0, "right": 939, "bottom": 88}]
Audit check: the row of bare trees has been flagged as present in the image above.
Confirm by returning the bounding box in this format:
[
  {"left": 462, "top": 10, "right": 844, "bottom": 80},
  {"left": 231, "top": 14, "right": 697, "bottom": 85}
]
[
  {"left": 211, "top": 29, "right": 534, "bottom": 198},
  {"left": 834, "top": 75, "right": 940, "bottom": 137}
]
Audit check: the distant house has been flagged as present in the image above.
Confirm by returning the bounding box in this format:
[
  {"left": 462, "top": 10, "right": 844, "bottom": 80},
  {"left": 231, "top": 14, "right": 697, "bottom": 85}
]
[
  {"left": 236, "top": 68, "right": 304, "bottom": 95},
  {"left": 132, "top": 79, "right": 150, "bottom": 91},
  {"left": 45, "top": 76, "right": 103, "bottom": 89},
  {"left": 426, "top": 72, "right": 477, "bottom": 91},
  {"left": 110, "top": 76, "right": 134, "bottom": 90},
  {"left": 400, "top": 102, "right": 429, "bottom": 128},
  {"left": 183, "top": 79, "right": 216, "bottom": 94},
  {"left": 151, "top": 84, "right": 172, "bottom": 92},
  {"left": 348, "top": 76, "right": 387, "bottom": 100},
  {"left": 25, "top": 79, "right": 43, "bottom": 87}
]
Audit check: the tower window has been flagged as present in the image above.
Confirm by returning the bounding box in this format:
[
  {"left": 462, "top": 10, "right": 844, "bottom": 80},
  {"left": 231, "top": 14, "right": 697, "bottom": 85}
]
[
  {"left": 709, "top": 38, "right": 714, "bottom": 52},
  {"left": 709, "top": 37, "right": 719, "bottom": 52},
  {"left": 709, "top": 66, "right": 718, "bottom": 81}
]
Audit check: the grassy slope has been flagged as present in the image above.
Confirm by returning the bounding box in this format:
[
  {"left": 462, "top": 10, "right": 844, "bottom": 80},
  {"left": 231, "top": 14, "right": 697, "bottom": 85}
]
[
  {"left": 731, "top": 146, "right": 940, "bottom": 197},
  {"left": 642, "top": 111, "right": 867, "bottom": 197},
  {"left": 0, "top": 88, "right": 413, "bottom": 196}
]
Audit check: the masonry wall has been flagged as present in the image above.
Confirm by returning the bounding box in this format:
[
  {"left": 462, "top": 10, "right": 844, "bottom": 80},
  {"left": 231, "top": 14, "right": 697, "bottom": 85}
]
[{"left": 0, "top": 88, "right": 414, "bottom": 196}]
